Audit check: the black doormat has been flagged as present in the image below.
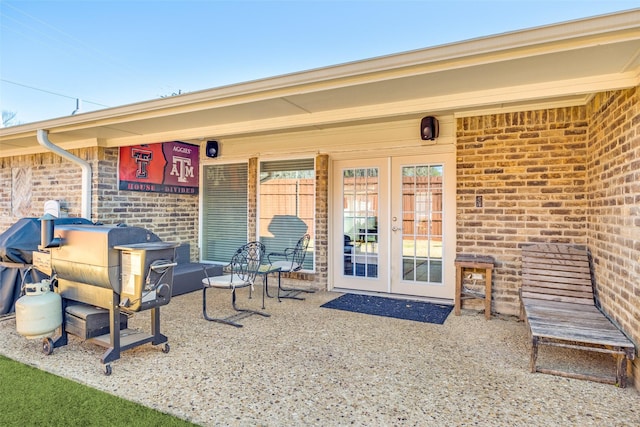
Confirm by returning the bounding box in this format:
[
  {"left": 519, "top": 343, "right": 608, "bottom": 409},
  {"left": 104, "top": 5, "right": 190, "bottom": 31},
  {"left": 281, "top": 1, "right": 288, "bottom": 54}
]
[{"left": 320, "top": 293, "right": 453, "bottom": 325}]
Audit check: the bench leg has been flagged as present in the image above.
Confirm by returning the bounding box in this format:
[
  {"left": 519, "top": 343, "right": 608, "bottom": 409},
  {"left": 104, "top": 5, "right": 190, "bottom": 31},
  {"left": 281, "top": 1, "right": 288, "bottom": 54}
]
[
  {"left": 484, "top": 267, "right": 492, "bottom": 320},
  {"left": 454, "top": 265, "right": 462, "bottom": 316},
  {"left": 530, "top": 336, "right": 539, "bottom": 373},
  {"left": 616, "top": 349, "right": 632, "bottom": 388}
]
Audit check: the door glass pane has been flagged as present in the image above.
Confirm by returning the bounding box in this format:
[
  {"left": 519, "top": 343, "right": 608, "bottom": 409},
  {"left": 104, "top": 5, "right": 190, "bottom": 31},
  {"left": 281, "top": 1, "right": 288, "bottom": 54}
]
[
  {"left": 401, "top": 164, "right": 443, "bottom": 283},
  {"left": 343, "top": 167, "right": 378, "bottom": 278}
]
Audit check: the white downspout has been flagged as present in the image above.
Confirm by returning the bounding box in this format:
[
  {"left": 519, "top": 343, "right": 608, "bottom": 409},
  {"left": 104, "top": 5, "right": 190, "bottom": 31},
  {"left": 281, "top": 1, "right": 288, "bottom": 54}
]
[{"left": 36, "top": 129, "right": 92, "bottom": 220}]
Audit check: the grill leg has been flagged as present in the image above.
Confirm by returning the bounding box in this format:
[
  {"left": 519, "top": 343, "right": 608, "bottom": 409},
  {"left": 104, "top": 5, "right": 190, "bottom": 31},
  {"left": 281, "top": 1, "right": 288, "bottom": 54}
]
[
  {"left": 101, "top": 293, "right": 122, "bottom": 364},
  {"left": 150, "top": 307, "right": 167, "bottom": 345},
  {"left": 52, "top": 296, "right": 69, "bottom": 350}
]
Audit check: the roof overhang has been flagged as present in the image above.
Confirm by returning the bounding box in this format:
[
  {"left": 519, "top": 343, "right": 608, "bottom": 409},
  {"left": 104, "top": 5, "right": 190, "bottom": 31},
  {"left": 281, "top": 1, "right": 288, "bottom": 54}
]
[{"left": 1, "top": 9, "right": 639, "bottom": 157}]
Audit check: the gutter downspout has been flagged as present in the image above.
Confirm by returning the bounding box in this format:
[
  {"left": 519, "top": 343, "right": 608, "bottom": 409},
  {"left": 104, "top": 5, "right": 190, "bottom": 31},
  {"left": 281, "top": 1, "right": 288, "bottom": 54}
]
[{"left": 36, "top": 129, "right": 92, "bottom": 220}]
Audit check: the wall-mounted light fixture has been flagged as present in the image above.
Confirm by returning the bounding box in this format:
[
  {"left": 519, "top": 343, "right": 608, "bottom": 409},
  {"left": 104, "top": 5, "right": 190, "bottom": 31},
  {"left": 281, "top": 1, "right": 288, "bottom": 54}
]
[
  {"left": 420, "top": 116, "right": 439, "bottom": 140},
  {"left": 205, "top": 140, "right": 219, "bottom": 158}
]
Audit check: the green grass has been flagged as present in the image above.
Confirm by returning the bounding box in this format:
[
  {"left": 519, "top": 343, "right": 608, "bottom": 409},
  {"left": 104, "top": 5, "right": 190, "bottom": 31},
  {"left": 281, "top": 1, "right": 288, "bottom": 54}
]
[{"left": 0, "top": 355, "right": 197, "bottom": 426}]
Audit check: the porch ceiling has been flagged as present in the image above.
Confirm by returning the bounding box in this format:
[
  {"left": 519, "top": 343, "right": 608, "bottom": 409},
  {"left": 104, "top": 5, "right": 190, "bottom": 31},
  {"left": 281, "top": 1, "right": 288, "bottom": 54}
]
[{"left": 1, "top": 9, "right": 639, "bottom": 157}]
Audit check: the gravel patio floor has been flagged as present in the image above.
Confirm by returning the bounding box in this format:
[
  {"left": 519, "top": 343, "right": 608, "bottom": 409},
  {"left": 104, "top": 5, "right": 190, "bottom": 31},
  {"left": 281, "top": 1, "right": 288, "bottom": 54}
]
[{"left": 1, "top": 288, "right": 638, "bottom": 426}]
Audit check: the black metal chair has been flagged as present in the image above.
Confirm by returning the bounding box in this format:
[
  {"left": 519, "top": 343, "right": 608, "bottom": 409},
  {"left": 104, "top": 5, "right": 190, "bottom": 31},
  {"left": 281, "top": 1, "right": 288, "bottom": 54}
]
[
  {"left": 267, "top": 234, "right": 314, "bottom": 302},
  {"left": 201, "top": 242, "right": 269, "bottom": 327}
]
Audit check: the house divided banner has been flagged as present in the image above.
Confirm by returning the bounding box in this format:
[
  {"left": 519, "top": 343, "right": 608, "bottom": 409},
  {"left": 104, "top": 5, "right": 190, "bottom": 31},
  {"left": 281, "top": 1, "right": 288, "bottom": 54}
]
[{"left": 119, "top": 141, "right": 199, "bottom": 195}]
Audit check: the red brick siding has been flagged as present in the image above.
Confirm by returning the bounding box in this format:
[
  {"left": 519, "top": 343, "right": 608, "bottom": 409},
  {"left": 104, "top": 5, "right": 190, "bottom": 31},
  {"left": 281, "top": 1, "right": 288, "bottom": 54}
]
[
  {"left": 95, "top": 148, "right": 199, "bottom": 256},
  {"left": 586, "top": 88, "right": 640, "bottom": 386},
  {"left": 0, "top": 147, "right": 199, "bottom": 260},
  {"left": 0, "top": 150, "right": 89, "bottom": 230},
  {"left": 456, "top": 108, "right": 589, "bottom": 315}
]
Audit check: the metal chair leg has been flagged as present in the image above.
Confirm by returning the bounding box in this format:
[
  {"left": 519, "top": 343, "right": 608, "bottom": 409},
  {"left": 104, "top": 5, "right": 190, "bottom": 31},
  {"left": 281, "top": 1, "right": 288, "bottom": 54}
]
[
  {"left": 231, "top": 288, "right": 270, "bottom": 319},
  {"left": 276, "top": 271, "right": 315, "bottom": 302},
  {"left": 203, "top": 285, "right": 270, "bottom": 327},
  {"left": 203, "top": 286, "right": 243, "bottom": 327}
]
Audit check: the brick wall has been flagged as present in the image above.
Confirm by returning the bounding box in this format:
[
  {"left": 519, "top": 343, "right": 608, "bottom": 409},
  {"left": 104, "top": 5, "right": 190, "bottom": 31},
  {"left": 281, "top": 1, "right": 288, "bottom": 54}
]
[
  {"left": 313, "top": 153, "right": 329, "bottom": 290},
  {"left": 95, "top": 148, "right": 199, "bottom": 257},
  {"left": 0, "top": 160, "right": 10, "bottom": 228},
  {"left": 248, "top": 157, "right": 258, "bottom": 242},
  {"left": 0, "top": 147, "right": 199, "bottom": 261},
  {"left": 586, "top": 87, "right": 640, "bottom": 386},
  {"left": 456, "top": 108, "right": 589, "bottom": 315},
  {"left": 457, "top": 89, "right": 639, "bottom": 386},
  {"left": 0, "top": 150, "right": 89, "bottom": 231}
]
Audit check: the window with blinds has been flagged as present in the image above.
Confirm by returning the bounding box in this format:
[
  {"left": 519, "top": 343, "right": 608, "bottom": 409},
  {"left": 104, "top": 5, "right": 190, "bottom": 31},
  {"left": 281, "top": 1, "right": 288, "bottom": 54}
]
[
  {"left": 202, "top": 163, "right": 248, "bottom": 263},
  {"left": 259, "top": 158, "right": 315, "bottom": 270}
]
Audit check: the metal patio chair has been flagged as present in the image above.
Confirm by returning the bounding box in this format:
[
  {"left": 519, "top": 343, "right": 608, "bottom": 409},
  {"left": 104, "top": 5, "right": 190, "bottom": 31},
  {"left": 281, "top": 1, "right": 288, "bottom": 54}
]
[
  {"left": 267, "top": 234, "right": 314, "bottom": 302},
  {"left": 201, "top": 241, "right": 269, "bottom": 327}
]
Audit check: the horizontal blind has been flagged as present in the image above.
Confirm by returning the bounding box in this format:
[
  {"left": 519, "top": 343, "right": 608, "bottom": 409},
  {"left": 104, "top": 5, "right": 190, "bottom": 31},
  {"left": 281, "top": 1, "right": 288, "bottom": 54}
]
[
  {"left": 260, "top": 159, "right": 313, "bottom": 173},
  {"left": 202, "top": 163, "right": 248, "bottom": 263}
]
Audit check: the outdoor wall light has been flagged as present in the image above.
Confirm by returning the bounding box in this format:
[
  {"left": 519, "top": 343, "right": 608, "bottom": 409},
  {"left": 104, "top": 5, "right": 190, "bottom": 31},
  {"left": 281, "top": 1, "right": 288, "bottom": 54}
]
[
  {"left": 420, "top": 116, "right": 439, "bottom": 140},
  {"left": 206, "top": 140, "right": 219, "bottom": 158}
]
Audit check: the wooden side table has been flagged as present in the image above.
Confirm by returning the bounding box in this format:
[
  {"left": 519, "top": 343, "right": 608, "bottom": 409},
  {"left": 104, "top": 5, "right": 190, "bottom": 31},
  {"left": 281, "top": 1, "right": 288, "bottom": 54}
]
[{"left": 454, "top": 255, "right": 495, "bottom": 320}]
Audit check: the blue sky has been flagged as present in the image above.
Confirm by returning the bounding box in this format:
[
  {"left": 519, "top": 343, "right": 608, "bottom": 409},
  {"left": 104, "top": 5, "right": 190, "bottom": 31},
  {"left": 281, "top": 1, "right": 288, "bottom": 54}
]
[{"left": 1, "top": 0, "right": 639, "bottom": 125}]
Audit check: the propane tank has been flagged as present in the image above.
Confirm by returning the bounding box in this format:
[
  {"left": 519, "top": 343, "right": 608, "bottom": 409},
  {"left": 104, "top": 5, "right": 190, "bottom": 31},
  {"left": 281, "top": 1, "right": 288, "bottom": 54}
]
[{"left": 15, "top": 280, "right": 62, "bottom": 339}]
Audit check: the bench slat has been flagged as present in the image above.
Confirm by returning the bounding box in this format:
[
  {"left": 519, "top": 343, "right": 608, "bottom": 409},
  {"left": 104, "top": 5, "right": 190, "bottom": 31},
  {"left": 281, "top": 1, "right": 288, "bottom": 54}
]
[
  {"left": 522, "top": 257, "right": 590, "bottom": 270},
  {"left": 522, "top": 278, "right": 592, "bottom": 291},
  {"left": 522, "top": 245, "right": 594, "bottom": 305},
  {"left": 527, "top": 321, "right": 634, "bottom": 348},
  {"left": 525, "top": 303, "right": 629, "bottom": 332},
  {"left": 522, "top": 283, "right": 592, "bottom": 291},
  {"left": 522, "top": 266, "right": 591, "bottom": 277},
  {"left": 523, "top": 278, "right": 591, "bottom": 289},
  {"left": 521, "top": 290, "right": 594, "bottom": 304},
  {"left": 522, "top": 298, "right": 599, "bottom": 313}
]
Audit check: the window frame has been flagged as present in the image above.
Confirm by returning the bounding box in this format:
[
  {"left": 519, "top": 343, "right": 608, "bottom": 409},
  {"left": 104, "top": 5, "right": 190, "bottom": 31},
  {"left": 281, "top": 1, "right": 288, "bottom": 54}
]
[{"left": 258, "top": 157, "right": 316, "bottom": 273}]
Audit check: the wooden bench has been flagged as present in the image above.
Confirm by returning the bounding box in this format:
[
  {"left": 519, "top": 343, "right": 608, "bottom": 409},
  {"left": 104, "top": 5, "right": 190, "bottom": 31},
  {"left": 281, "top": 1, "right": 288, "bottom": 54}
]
[{"left": 520, "top": 243, "right": 635, "bottom": 387}]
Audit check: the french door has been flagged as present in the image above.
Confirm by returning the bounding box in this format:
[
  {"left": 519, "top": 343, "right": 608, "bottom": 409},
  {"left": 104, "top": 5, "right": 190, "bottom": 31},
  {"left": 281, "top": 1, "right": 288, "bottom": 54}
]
[{"left": 332, "top": 154, "right": 455, "bottom": 300}]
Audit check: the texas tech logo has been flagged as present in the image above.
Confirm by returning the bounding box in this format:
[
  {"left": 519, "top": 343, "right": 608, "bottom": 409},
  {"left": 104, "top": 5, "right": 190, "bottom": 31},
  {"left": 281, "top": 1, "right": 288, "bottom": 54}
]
[{"left": 131, "top": 148, "right": 153, "bottom": 178}]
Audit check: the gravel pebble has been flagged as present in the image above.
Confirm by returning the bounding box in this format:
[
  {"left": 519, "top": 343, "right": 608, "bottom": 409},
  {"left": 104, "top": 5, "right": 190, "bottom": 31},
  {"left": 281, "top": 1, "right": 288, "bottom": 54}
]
[{"left": 1, "top": 289, "right": 638, "bottom": 426}]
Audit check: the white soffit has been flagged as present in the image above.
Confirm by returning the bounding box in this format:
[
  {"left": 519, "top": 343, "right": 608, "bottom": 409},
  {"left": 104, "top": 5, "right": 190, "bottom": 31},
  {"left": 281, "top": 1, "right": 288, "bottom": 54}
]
[{"left": 1, "top": 9, "right": 639, "bottom": 156}]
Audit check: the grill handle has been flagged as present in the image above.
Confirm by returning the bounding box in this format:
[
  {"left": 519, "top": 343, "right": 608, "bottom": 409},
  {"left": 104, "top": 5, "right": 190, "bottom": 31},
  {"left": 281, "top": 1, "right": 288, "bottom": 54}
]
[{"left": 149, "top": 262, "right": 177, "bottom": 272}]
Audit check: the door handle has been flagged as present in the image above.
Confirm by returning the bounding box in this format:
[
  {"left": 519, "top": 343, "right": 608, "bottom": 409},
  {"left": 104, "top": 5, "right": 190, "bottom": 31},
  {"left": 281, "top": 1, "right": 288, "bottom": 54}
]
[{"left": 391, "top": 226, "right": 400, "bottom": 231}]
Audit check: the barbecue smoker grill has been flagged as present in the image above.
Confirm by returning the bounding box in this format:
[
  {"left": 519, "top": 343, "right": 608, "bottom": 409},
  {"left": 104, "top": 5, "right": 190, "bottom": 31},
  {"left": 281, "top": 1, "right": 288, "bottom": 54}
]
[{"left": 33, "top": 218, "right": 178, "bottom": 375}]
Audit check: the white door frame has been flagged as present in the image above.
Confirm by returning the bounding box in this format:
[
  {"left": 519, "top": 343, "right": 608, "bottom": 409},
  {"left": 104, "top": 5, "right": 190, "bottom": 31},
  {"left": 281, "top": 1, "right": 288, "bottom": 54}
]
[
  {"left": 389, "top": 153, "right": 456, "bottom": 299},
  {"left": 331, "top": 157, "right": 390, "bottom": 293},
  {"left": 331, "top": 152, "right": 456, "bottom": 301}
]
